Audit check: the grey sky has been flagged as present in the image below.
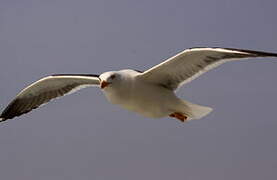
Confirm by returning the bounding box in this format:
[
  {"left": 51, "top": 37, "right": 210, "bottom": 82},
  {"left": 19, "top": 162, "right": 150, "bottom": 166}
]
[{"left": 0, "top": 0, "right": 277, "bottom": 179}]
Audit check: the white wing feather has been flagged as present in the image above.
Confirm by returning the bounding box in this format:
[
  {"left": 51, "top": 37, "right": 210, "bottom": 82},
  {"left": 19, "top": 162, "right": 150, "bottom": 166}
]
[
  {"left": 138, "top": 47, "right": 277, "bottom": 90},
  {"left": 0, "top": 75, "right": 100, "bottom": 121}
]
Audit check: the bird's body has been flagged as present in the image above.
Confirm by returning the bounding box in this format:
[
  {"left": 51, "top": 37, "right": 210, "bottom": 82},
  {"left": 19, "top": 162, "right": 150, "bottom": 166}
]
[
  {"left": 101, "top": 69, "right": 210, "bottom": 120},
  {"left": 1, "top": 47, "right": 277, "bottom": 123},
  {"left": 101, "top": 70, "right": 181, "bottom": 118}
]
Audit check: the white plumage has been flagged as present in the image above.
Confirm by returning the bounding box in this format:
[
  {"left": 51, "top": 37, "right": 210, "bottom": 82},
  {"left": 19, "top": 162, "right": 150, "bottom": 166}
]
[{"left": 1, "top": 47, "right": 277, "bottom": 123}]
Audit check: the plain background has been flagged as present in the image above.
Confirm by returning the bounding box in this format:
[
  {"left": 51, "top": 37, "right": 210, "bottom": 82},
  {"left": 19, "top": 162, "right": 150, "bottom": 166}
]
[{"left": 0, "top": 0, "right": 277, "bottom": 179}]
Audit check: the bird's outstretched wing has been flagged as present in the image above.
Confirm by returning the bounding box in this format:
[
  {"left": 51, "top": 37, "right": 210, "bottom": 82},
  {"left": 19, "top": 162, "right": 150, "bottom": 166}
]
[
  {"left": 138, "top": 47, "right": 277, "bottom": 90},
  {"left": 0, "top": 74, "right": 100, "bottom": 122}
]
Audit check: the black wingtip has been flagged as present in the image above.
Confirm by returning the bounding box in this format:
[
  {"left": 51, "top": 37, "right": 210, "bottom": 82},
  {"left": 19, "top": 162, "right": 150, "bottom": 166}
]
[
  {"left": 189, "top": 47, "right": 277, "bottom": 57},
  {"left": 222, "top": 48, "right": 277, "bottom": 57}
]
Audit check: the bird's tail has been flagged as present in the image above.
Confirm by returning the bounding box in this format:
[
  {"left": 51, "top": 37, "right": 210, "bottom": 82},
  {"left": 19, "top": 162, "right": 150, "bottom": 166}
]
[{"left": 182, "top": 99, "right": 213, "bottom": 120}]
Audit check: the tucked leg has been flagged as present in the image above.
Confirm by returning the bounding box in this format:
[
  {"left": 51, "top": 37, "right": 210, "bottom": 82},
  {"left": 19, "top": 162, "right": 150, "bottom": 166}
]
[{"left": 169, "top": 112, "right": 188, "bottom": 122}]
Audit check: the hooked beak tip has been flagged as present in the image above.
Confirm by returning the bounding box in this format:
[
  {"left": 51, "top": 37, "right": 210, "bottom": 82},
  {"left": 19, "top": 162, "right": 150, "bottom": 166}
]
[{"left": 100, "top": 81, "right": 110, "bottom": 89}]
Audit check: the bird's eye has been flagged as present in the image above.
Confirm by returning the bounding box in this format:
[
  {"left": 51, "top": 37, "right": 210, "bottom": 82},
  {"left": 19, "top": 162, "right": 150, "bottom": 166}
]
[{"left": 110, "top": 74, "right": 116, "bottom": 79}]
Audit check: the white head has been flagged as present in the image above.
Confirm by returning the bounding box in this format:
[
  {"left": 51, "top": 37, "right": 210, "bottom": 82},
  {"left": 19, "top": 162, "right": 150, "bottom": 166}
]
[
  {"left": 99, "top": 69, "right": 141, "bottom": 89},
  {"left": 99, "top": 71, "right": 121, "bottom": 89}
]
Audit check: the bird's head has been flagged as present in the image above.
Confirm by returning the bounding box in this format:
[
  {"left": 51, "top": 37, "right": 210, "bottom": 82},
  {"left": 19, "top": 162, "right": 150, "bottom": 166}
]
[{"left": 99, "top": 71, "right": 121, "bottom": 89}]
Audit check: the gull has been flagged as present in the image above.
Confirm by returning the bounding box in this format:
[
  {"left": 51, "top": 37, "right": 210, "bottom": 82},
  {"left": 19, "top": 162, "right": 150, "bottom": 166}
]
[{"left": 1, "top": 47, "right": 277, "bottom": 123}]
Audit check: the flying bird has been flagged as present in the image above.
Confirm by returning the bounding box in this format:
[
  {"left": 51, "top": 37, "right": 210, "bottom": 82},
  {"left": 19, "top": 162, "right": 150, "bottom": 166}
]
[{"left": 1, "top": 47, "right": 277, "bottom": 123}]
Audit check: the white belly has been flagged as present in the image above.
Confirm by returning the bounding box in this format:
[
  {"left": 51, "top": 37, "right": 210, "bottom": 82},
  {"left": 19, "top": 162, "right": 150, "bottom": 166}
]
[{"left": 102, "top": 82, "right": 181, "bottom": 118}]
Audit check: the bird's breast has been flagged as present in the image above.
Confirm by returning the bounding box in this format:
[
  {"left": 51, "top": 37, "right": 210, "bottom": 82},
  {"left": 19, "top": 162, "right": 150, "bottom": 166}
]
[
  {"left": 102, "top": 86, "right": 131, "bottom": 105},
  {"left": 102, "top": 82, "right": 175, "bottom": 118}
]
